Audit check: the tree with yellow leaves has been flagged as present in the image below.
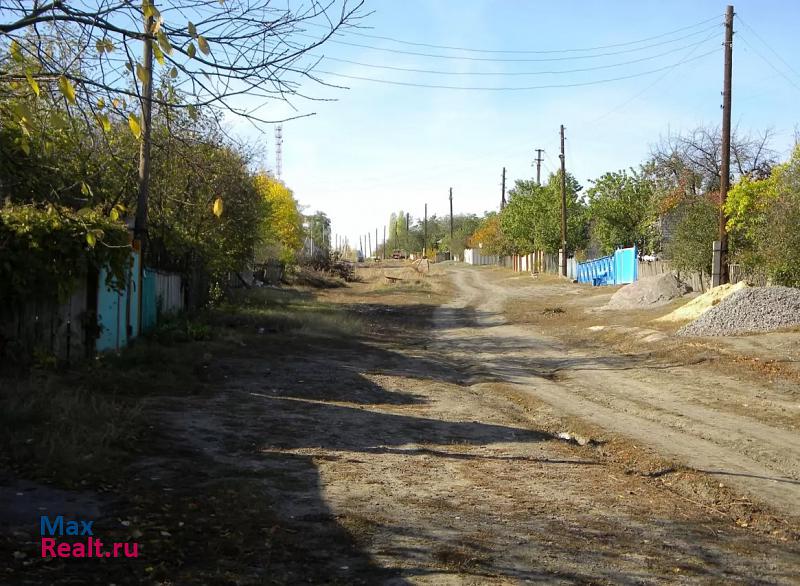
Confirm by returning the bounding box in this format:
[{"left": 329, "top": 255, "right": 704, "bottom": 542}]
[{"left": 254, "top": 173, "right": 304, "bottom": 264}]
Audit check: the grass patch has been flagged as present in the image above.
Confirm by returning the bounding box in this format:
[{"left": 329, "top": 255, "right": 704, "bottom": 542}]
[
  {"left": 0, "top": 374, "right": 143, "bottom": 486},
  {"left": 0, "top": 284, "right": 361, "bottom": 486}
]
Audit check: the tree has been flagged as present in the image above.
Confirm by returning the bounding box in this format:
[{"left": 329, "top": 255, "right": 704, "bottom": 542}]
[
  {"left": 726, "top": 144, "right": 800, "bottom": 285},
  {"left": 306, "top": 211, "right": 331, "bottom": 257},
  {"left": 664, "top": 197, "right": 718, "bottom": 284},
  {"left": 586, "top": 169, "right": 657, "bottom": 254},
  {"left": 467, "top": 213, "right": 508, "bottom": 255},
  {"left": 254, "top": 173, "right": 303, "bottom": 264},
  {"left": 502, "top": 172, "right": 588, "bottom": 254},
  {"left": 646, "top": 126, "right": 776, "bottom": 205},
  {"left": 1, "top": 0, "right": 363, "bottom": 238}
]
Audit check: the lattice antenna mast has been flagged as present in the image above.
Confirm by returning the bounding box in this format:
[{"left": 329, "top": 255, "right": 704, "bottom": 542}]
[{"left": 275, "top": 124, "right": 284, "bottom": 179}]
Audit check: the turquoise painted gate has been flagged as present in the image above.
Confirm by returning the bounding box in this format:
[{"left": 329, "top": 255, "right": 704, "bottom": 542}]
[{"left": 96, "top": 250, "right": 141, "bottom": 352}]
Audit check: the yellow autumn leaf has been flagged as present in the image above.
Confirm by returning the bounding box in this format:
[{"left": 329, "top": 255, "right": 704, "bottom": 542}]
[
  {"left": 135, "top": 63, "right": 149, "bottom": 85},
  {"left": 157, "top": 30, "right": 173, "bottom": 55},
  {"left": 128, "top": 113, "right": 142, "bottom": 139},
  {"left": 212, "top": 198, "right": 224, "bottom": 217},
  {"left": 96, "top": 113, "right": 111, "bottom": 133},
  {"left": 58, "top": 76, "right": 76, "bottom": 104},
  {"left": 197, "top": 36, "right": 210, "bottom": 56},
  {"left": 10, "top": 40, "right": 23, "bottom": 63},
  {"left": 188, "top": 21, "right": 197, "bottom": 37},
  {"left": 86, "top": 232, "right": 96, "bottom": 248},
  {"left": 186, "top": 42, "right": 196, "bottom": 58},
  {"left": 152, "top": 44, "right": 165, "bottom": 66},
  {"left": 25, "top": 70, "right": 40, "bottom": 97}
]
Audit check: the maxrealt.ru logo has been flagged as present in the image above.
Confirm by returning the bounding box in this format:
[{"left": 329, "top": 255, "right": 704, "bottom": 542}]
[{"left": 40, "top": 516, "right": 139, "bottom": 559}]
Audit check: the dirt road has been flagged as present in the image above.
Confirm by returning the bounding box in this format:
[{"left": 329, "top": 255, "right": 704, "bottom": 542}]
[
  {"left": 5, "top": 265, "right": 798, "bottom": 584},
  {"left": 438, "top": 266, "right": 800, "bottom": 517}
]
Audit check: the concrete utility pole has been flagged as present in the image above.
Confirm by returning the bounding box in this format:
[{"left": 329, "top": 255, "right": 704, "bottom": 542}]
[
  {"left": 500, "top": 167, "right": 506, "bottom": 209},
  {"left": 559, "top": 125, "right": 568, "bottom": 278},
  {"left": 375, "top": 228, "right": 378, "bottom": 259},
  {"left": 368, "top": 232, "right": 371, "bottom": 258},
  {"left": 535, "top": 149, "right": 544, "bottom": 185},
  {"left": 383, "top": 225, "right": 386, "bottom": 260},
  {"left": 424, "top": 203, "right": 428, "bottom": 258},
  {"left": 449, "top": 187, "right": 454, "bottom": 254},
  {"left": 715, "top": 4, "right": 735, "bottom": 287}
]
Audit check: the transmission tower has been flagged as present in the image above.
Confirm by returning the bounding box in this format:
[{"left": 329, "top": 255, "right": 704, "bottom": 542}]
[{"left": 274, "top": 124, "right": 283, "bottom": 179}]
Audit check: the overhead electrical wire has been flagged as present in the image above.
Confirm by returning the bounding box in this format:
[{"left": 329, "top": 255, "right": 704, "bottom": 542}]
[
  {"left": 297, "top": 23, "right": 721, "bottom": 63},
  {"left": 306, "top": 14, "right": 722, "bottom": 55},
  {"left": 314, "top": 49, "right": 718, "bottom": 91},
  {"left": 734, "top": 15, "right": 800, "bottom": 94},
  {"left": 735, "top": 15, "right": 800, "bottom": 81},
  {"left": 312, "top": 36, "right": 717, "bottom": 76}
]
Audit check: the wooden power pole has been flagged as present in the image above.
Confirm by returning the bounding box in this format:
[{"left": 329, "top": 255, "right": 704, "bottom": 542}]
[
  {"left": 559, "top": 125, "right": 568, "bottom": 278},
  {"left": 449, "top": 187, "right": 454, "bottom": 255},
  {"left": 535, "top": 149, "right": 544, "bottom": 185},
  {"left": 500, "top": 167, "right": 506, "bottom": 209},
  {"left": 717, "top": 4, "right": 734, "bottom": 286},
  {"left": 423, "top": 203, "right": 428, "bottom": 258}
]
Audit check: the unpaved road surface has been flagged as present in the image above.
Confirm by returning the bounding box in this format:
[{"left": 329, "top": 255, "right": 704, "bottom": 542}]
[
  {"left": 439, "top": 266, "right": 800, "bottom": 517},
  {"left": 5, "top": 265, "right": 798, "bottom": 584}
]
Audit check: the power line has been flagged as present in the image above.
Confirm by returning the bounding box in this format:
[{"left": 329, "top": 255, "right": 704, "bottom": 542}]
[
  {"left": 734, "top": 18, "right": 800, "bottom": 94},
  {"left": 737, "top": 34, "right": 800, "bottom": 94},
  {"left": 313, "top": 37, "right": 717, "bottom": 77},
  {"left": 314, "top": 49, "right": 717, "bottom": 91},
  {"left": 297, "top": 23, "right": 721, "bottom": 63},
  {"left": 585, "top": 30, "right": 720, "bottom": 124},
  {"left": 735, "top": 15, "right": 800, "bottom": 82},
  {"left": 306, "top": 14, "right": 722, "bottom": 55}
]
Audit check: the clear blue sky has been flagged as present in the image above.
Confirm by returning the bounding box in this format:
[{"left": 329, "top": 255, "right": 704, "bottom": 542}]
[{"left": 237, "top": 0, "right": 799, "bottom": 251}]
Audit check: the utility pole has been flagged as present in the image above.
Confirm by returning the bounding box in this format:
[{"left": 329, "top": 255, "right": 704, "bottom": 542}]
[
  {"left": 535, "top": 149, "right": 544, "bottom": 185},
  {"left": 423, "top": 203, "right": 428, "bottom": 258},
  {"left": 133, "top": 6, "right": 155, "bottom": 334},
  {"left": 359, "top": 235, "right": 363, "bottom": 256},
  {"left": 449, "top": 187, "right": 454, "bottom": 256},
  {"left": 406, "top": 212, "right": 410, "bottom": 253},
  {"left": 368, "top": 232, "right": 371, "bottom": 258},
  {"left": 375, "top": 228, "right": 378, "bottom": 259},
  {"left": 383, "top": 225, "right": 386, "bottom": 260},
  {"left": 500, "top": 167, "right": 506, "bottom": 209},
  {"left": 716, "top": 4, "right": 734, "bottom": 286},
  {"left": 559, "top": 125, "right": 568, "bottom": 278}
]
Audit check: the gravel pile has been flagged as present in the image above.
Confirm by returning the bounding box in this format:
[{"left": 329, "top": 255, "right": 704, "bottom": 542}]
[
  {"left": 605, "top": 273, "right": 691, "bottom": 310},
  {"left": 678, "top": 286, "right": 800, "bottom": 336},
  {"left": 655, "top": 281, "right": 748, "bottom": 323}
]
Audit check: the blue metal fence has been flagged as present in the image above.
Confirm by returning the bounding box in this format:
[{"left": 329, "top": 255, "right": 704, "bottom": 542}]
[{"left": 577, "top": 245, "right": 638, "bottom": 286}]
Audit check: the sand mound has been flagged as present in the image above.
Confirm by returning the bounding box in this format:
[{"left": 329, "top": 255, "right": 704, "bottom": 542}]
[
  {"left": 655, "top": 281, "right": 748, "bottom": 323},
  {"left": 678, "top": 286, "right": 800, "bottom": 336},
  {"left": 605, "top": 273, "right": 692, "bottom": 310}
]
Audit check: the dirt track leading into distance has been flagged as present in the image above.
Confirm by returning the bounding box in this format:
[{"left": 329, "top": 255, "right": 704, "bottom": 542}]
[{"left": 437, "top": 266, "right": 800, "bottom": 517}]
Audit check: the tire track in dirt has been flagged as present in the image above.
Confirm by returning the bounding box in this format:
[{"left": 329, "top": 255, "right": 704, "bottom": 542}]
[{"left": 435, "top": 267, "right": 800, "bottom": 517}]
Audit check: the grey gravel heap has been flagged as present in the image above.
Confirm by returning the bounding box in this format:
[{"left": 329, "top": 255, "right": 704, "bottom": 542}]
[{"left": 678, "top": 286, "right": 800, "bottom": 336}]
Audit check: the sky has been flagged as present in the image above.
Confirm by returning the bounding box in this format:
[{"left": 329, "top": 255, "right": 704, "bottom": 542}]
[{"left": 234, "top": 0, "right": 800, "bottom": 251}]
